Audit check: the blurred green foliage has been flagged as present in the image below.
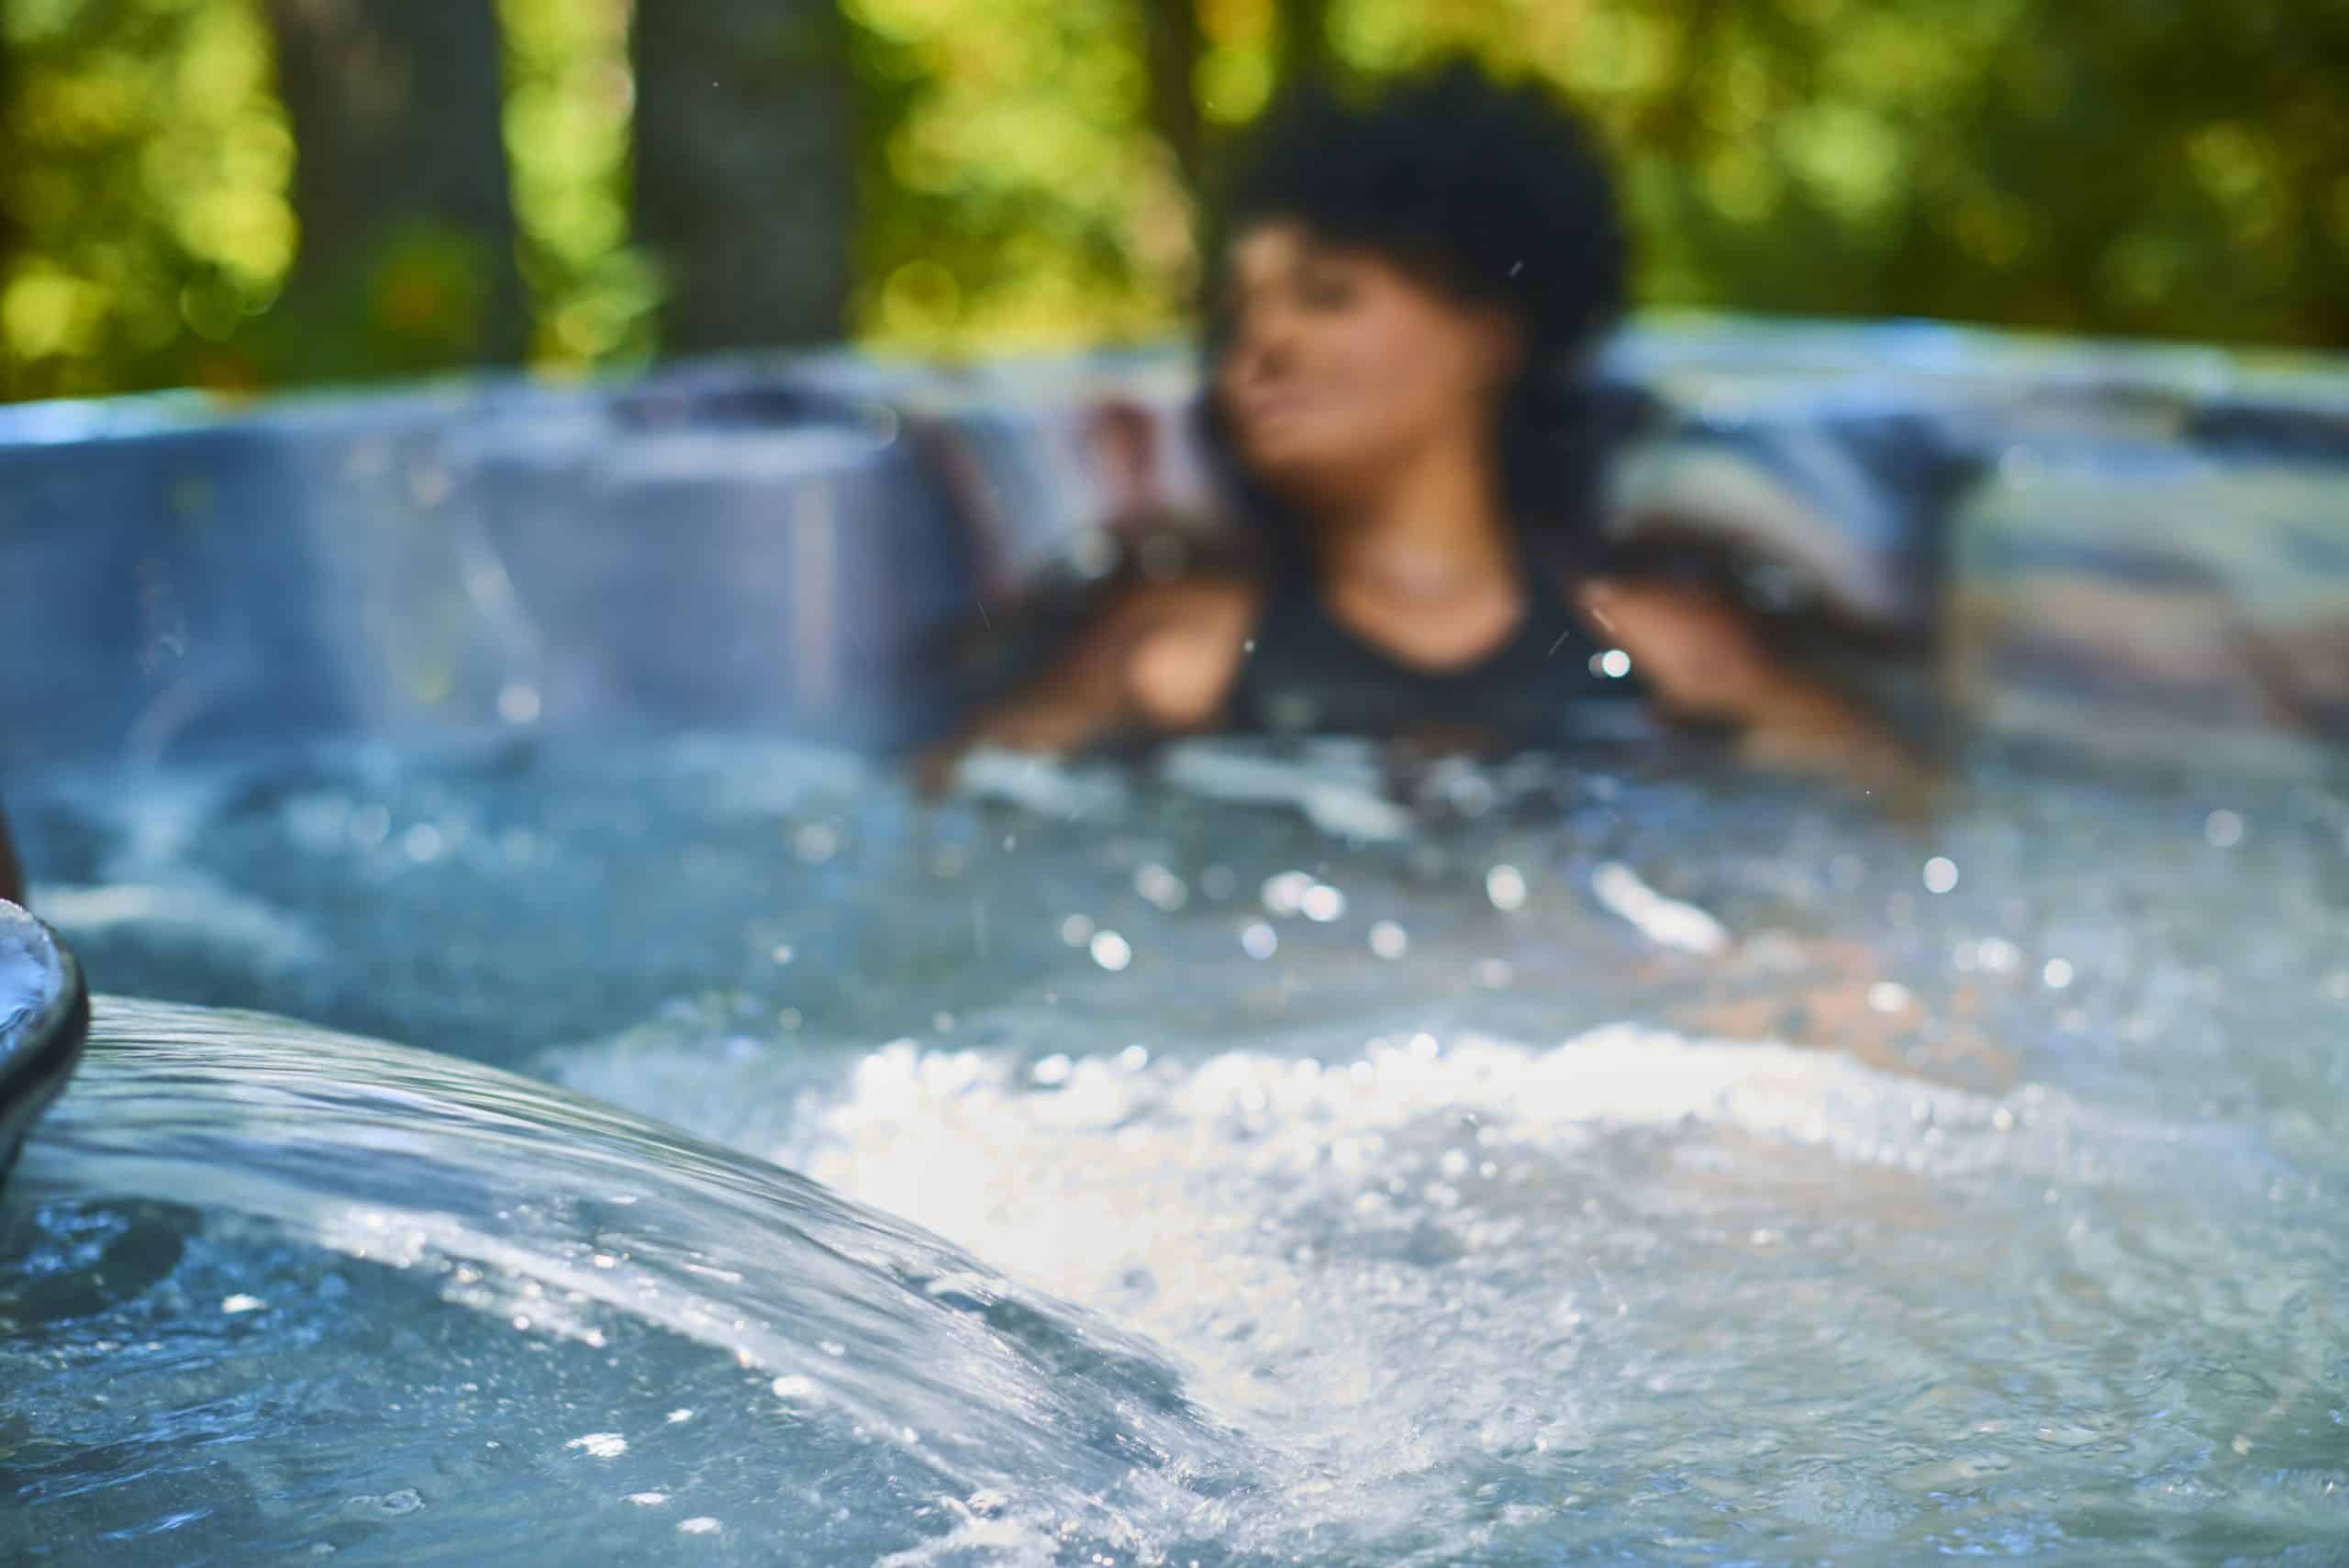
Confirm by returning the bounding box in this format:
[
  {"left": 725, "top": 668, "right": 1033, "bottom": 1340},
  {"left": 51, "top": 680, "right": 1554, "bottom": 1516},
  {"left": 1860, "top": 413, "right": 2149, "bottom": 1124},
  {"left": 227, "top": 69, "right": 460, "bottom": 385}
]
[{"left": 2, "top": 0, "right": 2343, "bottom": 402}]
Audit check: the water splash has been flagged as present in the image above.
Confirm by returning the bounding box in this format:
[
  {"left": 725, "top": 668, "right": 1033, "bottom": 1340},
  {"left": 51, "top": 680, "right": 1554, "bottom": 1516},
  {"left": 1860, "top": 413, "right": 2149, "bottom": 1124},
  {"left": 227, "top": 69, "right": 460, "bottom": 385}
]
[{"left": 4, "top": 998, "right": 1240, "bottom": 1564}]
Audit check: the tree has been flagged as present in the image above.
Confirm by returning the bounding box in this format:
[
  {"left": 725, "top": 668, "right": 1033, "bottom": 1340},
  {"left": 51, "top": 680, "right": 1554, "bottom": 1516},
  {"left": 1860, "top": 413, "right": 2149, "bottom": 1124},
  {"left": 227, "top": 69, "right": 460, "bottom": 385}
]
[
  {"left": 263, "top": 0, "right": 527, "bottom": 375},
  {"left": 1273, "top": 0, "right": 1338, "bottom": 91},
  {"left": 631, "top": 1, "right": 855, "bottom": 354},
  {"left": 0, "top": 22, "right": 17, "bottom": 297},
  {"left": 1136, "top": 0, "right": 1206, "bottom": 199}
]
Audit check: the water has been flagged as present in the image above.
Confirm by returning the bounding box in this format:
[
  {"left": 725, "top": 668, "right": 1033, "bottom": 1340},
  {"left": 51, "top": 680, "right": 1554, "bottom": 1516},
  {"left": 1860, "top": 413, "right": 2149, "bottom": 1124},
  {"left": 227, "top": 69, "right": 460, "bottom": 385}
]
[{"left": 6, "top": 735, "right": 2349, "bottom": 1563}]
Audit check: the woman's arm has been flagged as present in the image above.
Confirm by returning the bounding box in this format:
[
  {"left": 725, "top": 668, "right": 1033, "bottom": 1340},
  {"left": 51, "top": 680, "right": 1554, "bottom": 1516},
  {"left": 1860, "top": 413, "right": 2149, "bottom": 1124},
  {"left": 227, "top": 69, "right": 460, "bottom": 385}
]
[
  {"left": 917, "top": 578, "right": 1258, "bottom": 791},
  {"left": 1576, "top": 579, "right": 1929, "bottom": 794}
]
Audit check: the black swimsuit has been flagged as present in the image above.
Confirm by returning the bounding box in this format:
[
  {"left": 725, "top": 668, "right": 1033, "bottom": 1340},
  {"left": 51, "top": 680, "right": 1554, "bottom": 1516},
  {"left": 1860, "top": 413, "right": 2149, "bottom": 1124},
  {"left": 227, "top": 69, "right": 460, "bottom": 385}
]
[{"left": 1228, "top": 547, "right": 1655, "bottom": 748}]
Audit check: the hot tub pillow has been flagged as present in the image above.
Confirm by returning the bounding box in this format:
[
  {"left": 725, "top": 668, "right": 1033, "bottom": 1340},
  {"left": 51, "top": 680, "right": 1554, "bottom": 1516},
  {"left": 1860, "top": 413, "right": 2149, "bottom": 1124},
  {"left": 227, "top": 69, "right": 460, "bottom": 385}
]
[{"left": 1600, "top": 407, "right": 1974, "bottom": 640}]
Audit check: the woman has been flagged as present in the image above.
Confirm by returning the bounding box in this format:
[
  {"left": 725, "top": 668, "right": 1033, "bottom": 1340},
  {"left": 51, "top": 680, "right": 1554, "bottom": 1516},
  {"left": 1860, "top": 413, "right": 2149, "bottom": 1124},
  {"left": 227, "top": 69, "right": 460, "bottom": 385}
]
[{"left": 938, "top": 64, "right": 1916, "bottom": 788}]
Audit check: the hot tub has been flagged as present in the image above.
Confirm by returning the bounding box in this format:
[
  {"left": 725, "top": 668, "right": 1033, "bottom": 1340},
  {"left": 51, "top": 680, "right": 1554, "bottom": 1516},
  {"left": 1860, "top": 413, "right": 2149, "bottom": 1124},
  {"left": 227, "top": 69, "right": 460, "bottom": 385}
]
[{"left": 2, "top": 321, "right": 2344, "bottom": 1566}]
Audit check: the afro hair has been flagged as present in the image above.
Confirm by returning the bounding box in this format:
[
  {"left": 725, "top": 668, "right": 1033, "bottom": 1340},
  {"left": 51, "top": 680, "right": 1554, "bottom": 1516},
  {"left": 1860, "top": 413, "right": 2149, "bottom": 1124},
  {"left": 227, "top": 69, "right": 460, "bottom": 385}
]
[{"left": 1212, "top": 61, "right": 1630, "bottom": 369}]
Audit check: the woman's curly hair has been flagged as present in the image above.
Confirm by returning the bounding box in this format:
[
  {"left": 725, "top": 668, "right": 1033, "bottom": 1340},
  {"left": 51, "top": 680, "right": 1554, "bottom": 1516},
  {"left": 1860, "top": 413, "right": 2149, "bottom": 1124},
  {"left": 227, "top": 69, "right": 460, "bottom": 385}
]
[{"left": 1202, "top": 61, "right": 1640, "bottom": 574}]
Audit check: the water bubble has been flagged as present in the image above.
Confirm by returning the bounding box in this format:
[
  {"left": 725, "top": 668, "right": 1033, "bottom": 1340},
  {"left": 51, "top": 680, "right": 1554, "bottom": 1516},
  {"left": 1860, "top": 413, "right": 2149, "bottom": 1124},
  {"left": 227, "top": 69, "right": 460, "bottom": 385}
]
[
  {"left": 627, "top": 1493, "right": 670, "bottom": 1507},
  {"left": 1597, "top": 649, "right": 1633, "bottom": 679},
  {"left": 791, "top": 822, "right": 841, "bottom": 863},
  {"left": 769, "top": 943, "right": 796, "bottom": 965},
  {"left": 1241, "top": 922, "right": 1278, "bottom": 960},
  {"left": 1486, "top": 864, "right": 1529, "bottom": 911},
  {"left": 566, "top": 1433, "right": 627, "bottom": 1460},
  {"left": 1922, "top": 857, "right": 1959, "bottom": 894},
  {"left": 2205, "top": 810, "right": 2245, "bottom": 849},
  {"left": 771, "top": 1374, "right": 818, "bottom": 1401},
  {"left": 1368, "top": 920, "right": 1409, "bottom": 960},
  {"left": 1300, "top": 884, "right": 1346, "bottom": 922},
  {"left": 676, "top": 1518, "right": 721, "bottom": 1536},
  {"left": 221, "top": 1294, "right": 266, "bottom": 1314},
  {"left": 1262, "top": 871, "right": 1312, "bottom": 917},
  {"left": 1866, "top": 982, "right": 1912, "bottom": 1014},
  {"left": 1059, "top": 915, "right": 1095, "bottom": 947},
  {"left": 1089, "top": 930, "right": 1132, "bottom": 972},
  {"left": 496, "top": 683, "right": 542, "bottom": 725},
  {"left": 1134, "top": 863, "right": 1188, "bottom": 911},
  {"left": 2043, "top": 958, "right": 2076, "bottom": 989},
  {"left": 1030, "top": 1054, "right": 1073, "bottom": 1085},
  {"left": 401, "top": 823, "right": 444, "bottom": 862},
  {"left": 1977, "top": 938, "right": 2021, "bottom": 974}
]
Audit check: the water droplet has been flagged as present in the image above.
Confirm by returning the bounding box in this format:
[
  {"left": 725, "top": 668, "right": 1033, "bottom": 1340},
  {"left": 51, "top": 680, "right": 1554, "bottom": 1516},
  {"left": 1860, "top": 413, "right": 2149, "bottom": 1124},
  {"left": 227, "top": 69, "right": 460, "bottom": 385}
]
[
  {"left": 791, "top": 822, "right": 841, "bottom": 863},
  {"left": 1300, "top": 884, "right": 1346, "bottom": 922},
  {"left": 220, "top": 1294, "right": 266, "bottom": 1315},
  {"left": 1368, "top": 920, "right": 1409, "bottom": 960},
  {"left": 1922, "top": 856, "right": 1959, "bottom": 894},
  {"left": 401, "top": 823, "right": 443, "bottom": 862},
  {"left": 677, "top": 1517, "right": 722, "bottom": 1536},
  {"left": 2043, "top": 958, "right": 2075, "bottom": 989},
  {"left": 496, "top": 683, "right": 541, "bottom": 725},
  {"left": 1059, "top": 914, "right": 1095, "bottom": 947},
  {"left": 1486, "top": 864, "right": 1528, "bottom": 911},
  {"left": 627, "top": 1493, "right": 670, "bottom": 1507},
  {"left": 1134, "top": 863, "right": 1188, "bottom": 911},
  {"left": 2204, "top": 809, "right": 2245, "bottom": 849},
  {"left": 1241, "top": 922, "right": 1278, "bottom": 960},
  {"left": 1262, "top": 871, "right": 1313, "bottom": 917},
  {"left": 566, "top": 1433, "right": 627, "bottom": 1460},
  {"left": 769, "top": 943, "right": 795, "bottom": 965},
  {"left": 1089, "top": 929, "right": 1133, "bottom": 971}
]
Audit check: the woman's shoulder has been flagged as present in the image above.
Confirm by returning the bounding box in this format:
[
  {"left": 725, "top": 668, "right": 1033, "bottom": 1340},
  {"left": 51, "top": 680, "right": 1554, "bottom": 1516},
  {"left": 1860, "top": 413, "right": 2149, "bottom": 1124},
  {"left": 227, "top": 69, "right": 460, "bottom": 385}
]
[
  {"left": 1105, "top": 571, "right": 1264, "bottom": 635},
  {"left": 1112, "top": 573, "right": 1264, "bottom": 731}
]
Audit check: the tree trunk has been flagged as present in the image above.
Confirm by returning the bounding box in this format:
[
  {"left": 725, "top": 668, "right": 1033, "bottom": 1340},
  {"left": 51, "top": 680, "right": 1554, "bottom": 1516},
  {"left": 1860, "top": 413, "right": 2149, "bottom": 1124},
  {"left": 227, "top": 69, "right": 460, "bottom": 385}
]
[
  {"left": 264, "top": 0, "right": 527, "bottom": 372},
  {"left": 1136, "top": 0, "right": 1206, "bottom": 198},
  {"left": 1273, "top": 0, "right": 1339, "bottom": 92},
  {"left": 631, "top": 0, "right": 856, "bottom": 354}
]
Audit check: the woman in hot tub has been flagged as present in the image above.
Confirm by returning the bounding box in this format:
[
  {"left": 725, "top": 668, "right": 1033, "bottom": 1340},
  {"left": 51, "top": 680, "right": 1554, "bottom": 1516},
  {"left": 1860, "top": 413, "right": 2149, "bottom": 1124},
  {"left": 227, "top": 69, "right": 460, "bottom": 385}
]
[{"left": 937, "top": 62, "right": 1918, "bottom": 788}]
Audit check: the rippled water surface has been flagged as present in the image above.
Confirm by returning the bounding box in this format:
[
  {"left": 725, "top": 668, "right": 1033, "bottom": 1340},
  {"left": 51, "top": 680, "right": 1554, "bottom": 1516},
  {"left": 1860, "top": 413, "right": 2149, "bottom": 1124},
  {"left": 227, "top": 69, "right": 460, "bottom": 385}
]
[{"left": 6, "top": 735, "right": 2348, "bottom": 1563}]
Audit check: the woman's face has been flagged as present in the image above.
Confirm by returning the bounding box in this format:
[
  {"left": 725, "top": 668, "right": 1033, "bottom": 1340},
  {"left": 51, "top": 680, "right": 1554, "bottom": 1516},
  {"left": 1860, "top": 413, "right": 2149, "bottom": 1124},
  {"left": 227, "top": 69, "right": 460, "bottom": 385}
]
[{"left": 1214, "top": 221, "right": 1520, "bottom": 504}]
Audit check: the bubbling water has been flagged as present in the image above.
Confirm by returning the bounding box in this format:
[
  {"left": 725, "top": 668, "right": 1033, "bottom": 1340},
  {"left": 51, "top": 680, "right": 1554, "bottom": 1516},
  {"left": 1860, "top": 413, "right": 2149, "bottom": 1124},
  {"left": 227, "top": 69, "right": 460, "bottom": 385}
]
[{"left": 9, "top": 733, "right": 2349, "bottom": 1562}]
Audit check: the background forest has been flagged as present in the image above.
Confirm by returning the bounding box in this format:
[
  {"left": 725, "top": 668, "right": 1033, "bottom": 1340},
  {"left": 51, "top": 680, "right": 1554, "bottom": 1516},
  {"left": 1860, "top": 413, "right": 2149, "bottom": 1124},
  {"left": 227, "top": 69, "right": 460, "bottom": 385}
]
[{"left": 4, "top": 0, "right": 2344, "bottom": 405}]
